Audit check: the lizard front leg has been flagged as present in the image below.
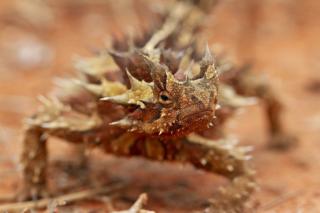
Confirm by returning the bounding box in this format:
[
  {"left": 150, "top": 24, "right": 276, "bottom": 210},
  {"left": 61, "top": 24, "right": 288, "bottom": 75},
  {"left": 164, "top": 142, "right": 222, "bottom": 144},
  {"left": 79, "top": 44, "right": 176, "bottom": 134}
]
[
  {"left": 19, "top": 124, "right": 101, "bottom": 201},
  {"left": 18, "top": 97, "right": 103, "bottom": 201},
  {"left": 19, "top": 127, "right": 48, "bottom": 201},
  {"left": 183, "top": 134, "right": 256, "bottom": 213}
]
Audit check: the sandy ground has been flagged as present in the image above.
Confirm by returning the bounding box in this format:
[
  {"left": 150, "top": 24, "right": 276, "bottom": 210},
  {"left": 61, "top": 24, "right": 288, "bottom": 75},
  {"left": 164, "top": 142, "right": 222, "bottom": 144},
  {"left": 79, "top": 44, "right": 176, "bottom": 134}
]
[{"left": 0, "top": 0, "right": 319, "bottom": 212}]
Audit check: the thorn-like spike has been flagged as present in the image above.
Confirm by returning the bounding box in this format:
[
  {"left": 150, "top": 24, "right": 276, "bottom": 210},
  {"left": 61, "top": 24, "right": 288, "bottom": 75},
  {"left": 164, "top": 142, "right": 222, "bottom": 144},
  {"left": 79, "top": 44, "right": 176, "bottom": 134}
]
[
  {"left": 109, "top": 118, "right": 133, "bottom": 127},
  {"left": 107, "top": 48, "right": 121, "bottom": 58},
  {"left": 74, "top": 79, "right": 102, "bottom": 96},
  {"left": 100, "top": 96, "right": 110, "bottom": 101},
  {"left": 185, "top": 60, "right": 194, "bottom": 81},
  {"left": 192, "top": 44, "right": 218, "bottom": 82},
  {"left": 159, "top": 129, "right": 164, "bottom": 135},
  {"left": 165, "top": 69, "right": 176, "bottom": 82},
  {"left": 41, "top": 121, "right": 69, "bottom": 129},
  {"left": 126, "top": 68, "right": 141, "bottom": 89},
  {"left": 141, "top": 53, "right": 157, "bottom": 71},
  {"left": 107, "top": 48, "right": 131, "bottom": 74},
  {"left": 136, "top": 101, "right": 146, "bottom": 109},
  {"left": 100, "top": 93, "right": 129, "bottom": 104},
  {"left": 100, "top": 74, "right": 153, "bottom": 107},
  {"left": 203, "top": 43, "right": 213, "bottom": 64}
]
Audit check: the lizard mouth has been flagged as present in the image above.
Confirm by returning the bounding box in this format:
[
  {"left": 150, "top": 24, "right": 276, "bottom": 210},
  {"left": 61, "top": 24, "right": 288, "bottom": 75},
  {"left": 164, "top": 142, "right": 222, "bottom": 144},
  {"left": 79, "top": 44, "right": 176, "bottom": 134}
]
[
  {"left": 179, "top": 110, "right": 214, "bottom": 123},
  {"left": 155, "top": 110, "right": 213, "bottom": 137}
]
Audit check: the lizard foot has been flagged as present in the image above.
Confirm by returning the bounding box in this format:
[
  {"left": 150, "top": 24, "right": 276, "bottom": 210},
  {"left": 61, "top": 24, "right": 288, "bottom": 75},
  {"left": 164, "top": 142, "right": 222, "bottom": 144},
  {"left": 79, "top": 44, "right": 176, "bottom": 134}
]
[{"left": 268, "top": 133, "right": 297, "bottom": 151}]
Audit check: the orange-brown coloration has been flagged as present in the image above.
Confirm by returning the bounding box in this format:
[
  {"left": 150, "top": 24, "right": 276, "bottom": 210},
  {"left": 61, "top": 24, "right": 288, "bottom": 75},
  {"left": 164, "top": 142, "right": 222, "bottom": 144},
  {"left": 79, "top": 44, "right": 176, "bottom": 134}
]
[{"left": 17, "top": 0, "right": 296, "bottom": 212}]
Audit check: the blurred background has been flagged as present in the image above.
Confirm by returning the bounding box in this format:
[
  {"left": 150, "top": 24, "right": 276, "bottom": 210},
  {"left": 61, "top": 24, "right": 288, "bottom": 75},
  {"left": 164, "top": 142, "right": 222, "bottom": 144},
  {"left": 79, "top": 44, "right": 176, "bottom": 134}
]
[{"left": 0, "top": 0, "right": 319, "bottom": 212}]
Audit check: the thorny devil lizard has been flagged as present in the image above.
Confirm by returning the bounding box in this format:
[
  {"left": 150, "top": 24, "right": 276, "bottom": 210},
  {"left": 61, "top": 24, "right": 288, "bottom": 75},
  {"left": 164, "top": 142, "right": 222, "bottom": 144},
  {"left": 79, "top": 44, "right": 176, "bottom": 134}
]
[{"left": 18, "top": 0, "right": 296, "bottom": 212}]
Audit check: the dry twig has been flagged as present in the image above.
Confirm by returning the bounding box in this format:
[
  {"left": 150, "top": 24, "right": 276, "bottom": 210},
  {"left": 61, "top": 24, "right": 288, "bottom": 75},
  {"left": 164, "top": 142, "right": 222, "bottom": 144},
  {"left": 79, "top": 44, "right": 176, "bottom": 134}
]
[
  {"left": 0, "top": 182, "right": 126, "bottom": 212},
  {"left": 112, "top": 193, "right": 155, "bottom": 213}
]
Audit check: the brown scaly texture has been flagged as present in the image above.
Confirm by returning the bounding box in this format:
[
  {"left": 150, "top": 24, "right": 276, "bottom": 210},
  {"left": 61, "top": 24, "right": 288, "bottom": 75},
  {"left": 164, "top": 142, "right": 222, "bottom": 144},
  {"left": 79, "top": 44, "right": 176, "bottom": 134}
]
[{"left": 19, "top": 0, "right": 295, "bottom": 212}]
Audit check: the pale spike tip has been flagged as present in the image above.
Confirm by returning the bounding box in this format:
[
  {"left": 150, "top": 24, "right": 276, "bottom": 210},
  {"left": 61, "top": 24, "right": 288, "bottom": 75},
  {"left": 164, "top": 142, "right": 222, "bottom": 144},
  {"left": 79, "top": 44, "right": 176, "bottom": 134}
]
[
  {"left": 203, "top": 43, "right": 214, "bottom": 65},
  {"left": 109, "top": 118, "right": 133, "bottom": 127},
  {"left": 100, "top": 96, "right": 110, "bottom": 101},
  {"left": 125, "top": 68, "right": 139, "bottom": 88}
]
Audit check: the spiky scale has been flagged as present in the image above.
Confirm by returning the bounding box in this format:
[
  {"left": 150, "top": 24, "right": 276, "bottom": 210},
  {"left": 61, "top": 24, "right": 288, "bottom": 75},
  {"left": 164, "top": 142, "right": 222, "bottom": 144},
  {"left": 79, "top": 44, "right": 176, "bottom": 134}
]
[{"left": 100, "top": 69, "right": 154, "bottom": 108}]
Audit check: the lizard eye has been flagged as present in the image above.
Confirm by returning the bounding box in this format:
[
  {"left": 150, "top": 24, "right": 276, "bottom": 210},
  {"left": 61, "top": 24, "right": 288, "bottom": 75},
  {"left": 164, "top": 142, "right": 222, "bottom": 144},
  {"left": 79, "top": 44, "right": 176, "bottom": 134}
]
[{"left": 159, "top": 91, "right": 172, "bottom": 105}]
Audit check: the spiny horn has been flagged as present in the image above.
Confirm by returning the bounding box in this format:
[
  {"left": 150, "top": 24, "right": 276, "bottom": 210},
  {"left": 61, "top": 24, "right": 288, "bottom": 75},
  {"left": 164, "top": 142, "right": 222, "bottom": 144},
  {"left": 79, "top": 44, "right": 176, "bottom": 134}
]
[
  {"left": 141, "top": 53, "right": 159, "bottom": 72},
  {"left": 101, "top": 69, "right": 154, "bottom": 108},
  {"left": 126, "top": 68, "right": 142, "bottom": 89},
  {"left": 202, "top": 43, "right": 214, "bottom": 65},
  {"left": 100, "top": 93, "right": 129, "bottom": 104},
  {"left": 141, "top": 53, "right": 167, "bottom": 91},
  {"left": 108, "top": 49, "right": 128, "bottom": 68},
  {"left": 200, "top": 44, "right": 218, "bottom": 82},
  {"left": 165, "top": 69, "right": 178, "bottom": 90},
  {"left": 185, "top": 60, "right": 194, "bottom": 82},
  {"left": 109, "top": 117, "right": 135, "bottom": 127}
]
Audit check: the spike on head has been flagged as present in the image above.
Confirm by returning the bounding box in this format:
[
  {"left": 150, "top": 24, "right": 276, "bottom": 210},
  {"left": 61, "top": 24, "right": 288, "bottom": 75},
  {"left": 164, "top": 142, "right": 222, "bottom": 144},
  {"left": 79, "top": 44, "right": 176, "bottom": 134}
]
[
  {"left": 107, "top": 45, "right": 219, "bottom": 137},
  {"left": 184, "top": 60, "right": 195, "bottom": 82},
  {"left": 195, "top": 45, "right": 218, "bottom": 84},
  {"left": 126, "top": 68, "right": 141, "bottom": 89},
  {"left": 109, "top": 49, "right": 154, "bottom": 86},
  {"left": 203, "top": 43, "right": 214, "bottom": 65},
  {"left": 100, "top": 68, "right": 154, "bottom": 108}
]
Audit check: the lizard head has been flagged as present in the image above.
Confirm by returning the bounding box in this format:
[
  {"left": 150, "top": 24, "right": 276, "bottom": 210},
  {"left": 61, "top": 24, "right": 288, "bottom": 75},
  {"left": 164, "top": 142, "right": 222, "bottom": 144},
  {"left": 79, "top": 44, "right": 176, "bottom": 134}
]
[{"left": 102, "top": 46, "right": 218, "bottom": 138}]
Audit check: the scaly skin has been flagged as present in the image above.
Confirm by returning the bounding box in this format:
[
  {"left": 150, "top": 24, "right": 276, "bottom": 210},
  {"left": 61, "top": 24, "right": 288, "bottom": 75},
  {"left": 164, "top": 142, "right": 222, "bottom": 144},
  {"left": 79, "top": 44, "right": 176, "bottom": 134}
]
[{"left": 19, "top": 0, "right": 295, "bottom": 212}]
